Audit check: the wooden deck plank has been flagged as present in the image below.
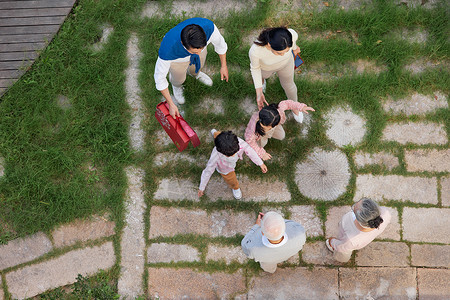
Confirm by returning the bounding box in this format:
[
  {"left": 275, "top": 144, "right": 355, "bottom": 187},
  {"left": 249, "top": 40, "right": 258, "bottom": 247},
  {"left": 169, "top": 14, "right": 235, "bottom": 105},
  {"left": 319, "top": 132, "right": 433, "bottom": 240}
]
[
  {"left": 0, "top": 33, "right": 53, "bottom": 43},
  {"left": 0, "top": 25, "right": 60, "bottom": 35},
  {"left": 0, "top": 51, "right": 38, "bottom": 61},
  {"left": 0, "top": 16, "right": 66, "bottom": 27},
  {"left": 0, "top": 78, "right": 15, "bottom": 88},
  {"left": 0, "top": 60, "right": 33, "bottom": 70},
  {"left": 0, "top": 42, "right": 47, "bottom": 52},
  {"left": 0, "top": 7, "right": 71, "bottom": 18},
  {"left": 0, "top": 69, "right": 25, "bottom": 79},
  {"left": 0, "top": 0, "right": 75, "bottom": 10},
  {"left": 0, "top": 0, "right": 76, "bottom": 96}
]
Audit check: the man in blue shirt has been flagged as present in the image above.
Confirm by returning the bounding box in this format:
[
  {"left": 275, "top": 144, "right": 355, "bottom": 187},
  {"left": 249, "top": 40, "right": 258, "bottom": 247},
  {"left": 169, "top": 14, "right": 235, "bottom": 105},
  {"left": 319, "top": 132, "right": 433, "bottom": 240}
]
[{"left": 154, "top": 18, "right": 229, "bottom": 118}]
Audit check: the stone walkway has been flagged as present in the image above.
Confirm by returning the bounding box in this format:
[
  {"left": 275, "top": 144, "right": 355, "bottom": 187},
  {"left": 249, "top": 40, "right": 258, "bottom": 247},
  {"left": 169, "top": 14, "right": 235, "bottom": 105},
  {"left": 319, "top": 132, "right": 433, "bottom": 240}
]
[{"left": 0, "top": 0, "right": 449, "bottom": 299}]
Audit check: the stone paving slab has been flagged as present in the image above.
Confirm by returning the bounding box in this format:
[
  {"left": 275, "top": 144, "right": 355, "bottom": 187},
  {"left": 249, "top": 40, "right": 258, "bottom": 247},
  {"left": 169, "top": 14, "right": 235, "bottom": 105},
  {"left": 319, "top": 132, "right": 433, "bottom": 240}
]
[
  {"left": 118, "top": 167, "right": 146, "bottom": 299},
  {"left": 404, "top": 58, "right": 450, "bottom": 74},
  {"left": 382, "top": 122, "right": 447, "bottom": 145},
  {"left": 247, "top": 267, "right": 339, "bottom": 299},
  {"left": 147, "top": 268, "right": 246, "bottom": 299},
  {"left": 147, "top": 243, "right": 200, "bottom": 263},
  {"left": 405, "top": 149, "right": 450, "bottom": 172},
  {"left": 325, "top": 206, "right": 400, "bottom": 240},
  {"left": 153, "top": 152, "right": 205, "bottom": 167},
  {"left": 417, "top": 268, "right": 450, "bottom": 299},
  {"left": 411, "top": 244, "right": 450, "bottom": 268},
  {"left": 51, "top": 215, "right": 115, "bottom": 248},
  {"left": 91, "top": 24, "right": 113, "bottom": 52},
  {"left": 204, "top": 175, "right": 291, "bottom": 202},
  {"left": 0, "top": 232, "right": 52, "bottom": 270},
  {"left": 302, "top": 241, "right": 345, "bottom": 265},
  {"left": 442, "top": 176, "right": 450, "bottom": 207},
  {"left": 141, "top": 0, "right": 257, "bottom": 18},
  {"left": 206, "top": 245, "right": 247, "bottom": 264},
  {"left": 355, "top": 242, "right": 410, "bottom": 267},
  {"left": 0, "top": 156, "right": 4, "bottom": 177},
  {"left": 153, "top": 178, "right": 199, "bottom": 202},
  {"left": 149, "top": 206, "right": 254, "bottom": 238},
  {"left": 386, "top": 28, "right": 429, "bottom": 44},
  {"left": 240, "top": 96, "right": 258, "bottom": 117},
  {"left": 403, "top": 207, "right": 450, "bottom": 243},
  {"left": 5, "top": 242, "right": 115, "bottom": 299},
  {"left": 197, "top": 97, "right": 225, "bottom": 115},
  {"left": 339, "top": 267, "right": 417, "bottom": 299},
  {"left": 324, "top": 106, "right": 367, "bottom": 147},
  {"left": 289, "top": 205, "right": 323, "bottom": 237},
  {"left": 354, "top": 174, "right": 438, "bottom": 204},
  {"left": 382, "top": 91, "right": 448, "bottom": 116},
  {"left": 354, "top": 151, "right": 399, "bottom": 170}
]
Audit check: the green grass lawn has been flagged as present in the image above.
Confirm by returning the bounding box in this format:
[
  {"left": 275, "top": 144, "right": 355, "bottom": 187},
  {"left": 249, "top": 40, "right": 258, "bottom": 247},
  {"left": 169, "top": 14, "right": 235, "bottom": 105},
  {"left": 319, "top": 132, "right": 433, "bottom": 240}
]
[{"left": 0, "top": 0, "right": 448, "bottom": 298}]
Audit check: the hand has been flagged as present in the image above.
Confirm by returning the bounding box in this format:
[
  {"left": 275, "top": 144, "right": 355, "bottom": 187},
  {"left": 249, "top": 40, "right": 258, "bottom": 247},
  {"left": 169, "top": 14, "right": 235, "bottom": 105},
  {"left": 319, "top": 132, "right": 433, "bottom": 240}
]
[
  {"left": 257, "top": 93, "right": 268, "bottom": 110},
  {"left": 256, "top": 212, "right": 265, "bottom": 226},
  {"left": 198, "top": 190, "right": 204, "bottom": 198},
  {"left": 168, "top": 103, "right": 181, "bottom": 118},
  {"left": 220, "top": 65, "right": 229, "bottom": 82},
  {"left": 262, "top": 152, "right": 272, "bottom": 161},
  {"left": 301, "top": 106, "right": 315, "bottom": 114},
  {"left": 293, "top": 47, "right": 301, "bottom": 56},
  {"left": 260, "top": 164, "right": 268, "bottom": 173}
]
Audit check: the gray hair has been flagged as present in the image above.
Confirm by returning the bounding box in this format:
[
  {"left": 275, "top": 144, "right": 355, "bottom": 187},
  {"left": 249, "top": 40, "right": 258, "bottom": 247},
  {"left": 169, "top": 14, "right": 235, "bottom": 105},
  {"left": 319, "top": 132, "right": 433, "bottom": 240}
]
[
  {"left": 261, "top": 211, "right": 285, "bottom": 240},
  {"left": 355, "top": 198, "right": 382, "bottom": 228}
]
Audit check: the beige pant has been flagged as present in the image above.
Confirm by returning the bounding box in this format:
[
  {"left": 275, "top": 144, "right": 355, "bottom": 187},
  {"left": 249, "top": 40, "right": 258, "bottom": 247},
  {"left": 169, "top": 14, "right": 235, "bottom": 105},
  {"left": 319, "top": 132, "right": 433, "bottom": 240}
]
[
  {"left": 257, "top": 124, "right": 285, "bottom": 148},
  {"left": 169, "top": 47, "right": 208, "bottom": 87},
  {"left": 261, "top": 53, "right": 297, "bottom": 101},
  {"left": 259, "top": 262, "right": 277, "bottom": 273}
]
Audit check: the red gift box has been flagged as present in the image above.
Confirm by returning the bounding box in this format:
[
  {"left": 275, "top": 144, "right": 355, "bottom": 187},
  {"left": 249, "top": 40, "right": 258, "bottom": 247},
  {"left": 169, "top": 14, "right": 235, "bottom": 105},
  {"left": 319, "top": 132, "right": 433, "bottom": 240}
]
[{"left": 155, "top": 102, "right": 200, "bottom": 152}]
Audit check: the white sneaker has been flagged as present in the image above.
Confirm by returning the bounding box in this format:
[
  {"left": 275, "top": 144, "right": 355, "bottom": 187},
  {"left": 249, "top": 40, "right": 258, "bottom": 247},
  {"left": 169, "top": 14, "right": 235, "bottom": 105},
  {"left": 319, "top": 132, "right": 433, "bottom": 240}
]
[
  {"left": 293, "top": 112, "right": 304, "bottom": 123},
  {"left": 195, "top": 72, "right": 213, "bottom": 86},
  {"left": 210, "top": 129, "right": 217, "bottom": 138},
  {"left": 172, "top": 85, "right": 185, "bottom": 104},
  {"left": 232, "top": 188, "right": 242, "bottom": 200},
  {"left": 262, "top": 80, "right": 266, "bottom": 93}
]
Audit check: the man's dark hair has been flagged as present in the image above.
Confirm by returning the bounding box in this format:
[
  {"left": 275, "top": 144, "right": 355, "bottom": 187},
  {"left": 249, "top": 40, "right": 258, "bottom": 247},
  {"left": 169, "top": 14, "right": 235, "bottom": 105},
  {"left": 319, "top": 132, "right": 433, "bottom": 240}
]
[
  {"left": 214, "top": 131, "right": 240, "bottom": 157},
  {"left": 181, "top": 24, "right": 207, "bottom": 49}
]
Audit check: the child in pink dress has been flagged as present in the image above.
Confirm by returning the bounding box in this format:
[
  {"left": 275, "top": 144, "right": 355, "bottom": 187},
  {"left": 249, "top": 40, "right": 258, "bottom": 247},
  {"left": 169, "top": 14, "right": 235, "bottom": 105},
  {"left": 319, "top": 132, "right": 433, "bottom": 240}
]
[
  {"left": 245, "top": 100, "right": 315, "bottom": 160},
  {"left": 198, "top": 130, "right": 267, "bottom": 199}
]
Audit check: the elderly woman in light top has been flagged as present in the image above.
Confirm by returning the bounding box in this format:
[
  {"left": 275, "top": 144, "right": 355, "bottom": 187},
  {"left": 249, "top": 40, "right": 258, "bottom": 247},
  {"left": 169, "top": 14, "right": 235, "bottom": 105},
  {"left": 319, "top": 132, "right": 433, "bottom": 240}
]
[
  {"left": 249, "top": 27, "right": 302, "bottom": 122},
  {"left": 326, "top": 198, "right": 391, "bottom": 263}
]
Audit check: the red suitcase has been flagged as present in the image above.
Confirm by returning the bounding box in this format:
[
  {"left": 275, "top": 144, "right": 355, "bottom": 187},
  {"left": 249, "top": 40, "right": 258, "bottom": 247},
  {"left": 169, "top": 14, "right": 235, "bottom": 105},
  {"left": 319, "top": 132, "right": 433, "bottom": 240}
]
[{"left": 155, "top": 102, "right": 200, "bottom": 152}]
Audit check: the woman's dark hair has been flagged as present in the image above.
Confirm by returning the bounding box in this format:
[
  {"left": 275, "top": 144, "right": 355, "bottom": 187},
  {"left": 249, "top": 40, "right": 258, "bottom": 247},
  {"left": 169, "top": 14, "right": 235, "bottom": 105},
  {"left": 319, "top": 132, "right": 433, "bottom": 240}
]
[
  {"left": 181, "top": 24, "right": 207, "bottom": 49},
  {"left": 214, "top": 131, "right": 240, "bottom": 157},
  {"left": 254, "top": 27, "right": 293, "bottom": 51},
  {"left": 355, "top": 198, "right": 384, "bottom": 229},
  {"left": 368, "top": 216, "right": 384, "bottom": 229},
  {"left": 255, "top": 103, "right": 281, "bottom": 136}
]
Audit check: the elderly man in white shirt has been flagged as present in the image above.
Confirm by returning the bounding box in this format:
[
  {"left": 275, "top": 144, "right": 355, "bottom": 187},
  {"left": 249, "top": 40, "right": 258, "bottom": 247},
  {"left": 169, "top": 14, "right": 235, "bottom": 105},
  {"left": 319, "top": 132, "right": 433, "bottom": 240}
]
[
  {"left": 154, "top": 17, "right": 229, "bottom": 118},
  {"left": 241, "top": 211, "right": 306, "bottom": 273}
]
